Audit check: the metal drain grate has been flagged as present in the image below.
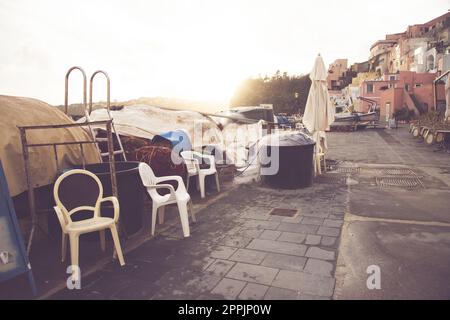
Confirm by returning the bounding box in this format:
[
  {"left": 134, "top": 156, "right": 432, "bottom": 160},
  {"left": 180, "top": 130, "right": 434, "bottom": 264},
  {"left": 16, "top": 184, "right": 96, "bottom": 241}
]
[
  {"left": 270, "top": 208, "right": 298, "bottom": 217},
  {"left": 380, "top": 168, "right": 417, "bottom": 176},
  {"left": 315, "top": 175, "right": 346, "bottom": 184},
  {"left": 335, "top": 167, "right": 361, "bottom": 174},
  {"left": 376, "top": 176, "right": 423, "bottom": 189}
]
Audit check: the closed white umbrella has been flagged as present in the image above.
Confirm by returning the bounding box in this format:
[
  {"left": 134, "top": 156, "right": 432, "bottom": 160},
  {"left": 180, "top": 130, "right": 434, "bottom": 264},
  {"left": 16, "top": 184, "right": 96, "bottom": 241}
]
[{"left": 302, "top": 54, "right": 335, "bottom": 173}]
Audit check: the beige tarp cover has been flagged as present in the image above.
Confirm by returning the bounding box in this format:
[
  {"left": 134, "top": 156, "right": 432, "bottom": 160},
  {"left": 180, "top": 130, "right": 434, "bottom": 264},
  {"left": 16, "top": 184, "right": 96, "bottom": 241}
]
[
  {"left": 83, "top": 104, "right": 224, "bottom": 149},
  {"left": 0, "top": 95, "right": 101, "bottom": 197},
  {"left": 83, "top": 104, "right": 262, "bottom": 166}
]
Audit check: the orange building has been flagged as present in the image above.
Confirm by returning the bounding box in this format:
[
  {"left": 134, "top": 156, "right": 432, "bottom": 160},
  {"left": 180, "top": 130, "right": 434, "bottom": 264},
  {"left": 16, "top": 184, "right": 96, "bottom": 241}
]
[{"left": 358, "top": 71, "right": 445, "bottom": 120}]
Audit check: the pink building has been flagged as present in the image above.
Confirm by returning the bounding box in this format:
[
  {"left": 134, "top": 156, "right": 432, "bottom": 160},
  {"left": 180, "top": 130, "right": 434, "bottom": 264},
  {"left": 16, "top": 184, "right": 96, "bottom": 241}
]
[{"left": 358, "top": 71, "right": 445, "bottom": 119}]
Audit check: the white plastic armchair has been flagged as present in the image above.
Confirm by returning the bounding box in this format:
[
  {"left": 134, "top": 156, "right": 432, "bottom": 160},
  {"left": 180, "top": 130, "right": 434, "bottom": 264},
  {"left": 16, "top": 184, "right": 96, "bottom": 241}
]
[
  {"left": 181, "top": 151, "right": 220, "bottom": 198},
  {"left": 53, "top": 169, "right": 125, "bottom": 276},
  {"left": 138, "top": 162, "right": 195, "bottom": 237},
  {"left": 314, "top": 140, "right": 326, "bottom": 176}
]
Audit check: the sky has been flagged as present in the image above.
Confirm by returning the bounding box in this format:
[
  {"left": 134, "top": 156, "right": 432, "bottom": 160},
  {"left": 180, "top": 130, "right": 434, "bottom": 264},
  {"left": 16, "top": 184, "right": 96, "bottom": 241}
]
[{"left": 0, "top": 0, "right": 449, "bottom": 107}]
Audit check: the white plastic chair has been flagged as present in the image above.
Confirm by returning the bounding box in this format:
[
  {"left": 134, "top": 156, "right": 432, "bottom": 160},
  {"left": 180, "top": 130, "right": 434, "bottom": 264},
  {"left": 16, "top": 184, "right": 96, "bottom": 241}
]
[
  {"left": 180, "top": 151, "right": 220, "bottom": 198},
  {"left": 314, "top": 138, "right": 326, "bottom": 176},
  {"left": 53, "top": 169, "right": 125, "bottom": 276},
  {"left": 138, "top": 162, "right": 195, "bottom": 237}
]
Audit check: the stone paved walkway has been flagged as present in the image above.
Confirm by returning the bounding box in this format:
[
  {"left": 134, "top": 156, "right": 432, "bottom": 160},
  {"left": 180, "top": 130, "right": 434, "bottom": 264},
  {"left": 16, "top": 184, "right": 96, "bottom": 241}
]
[
  {"left": 47, "top": 125, "right": 450, "bottom": 299},
  {"left": 51, "top": 180, "right": 347, "bottom": 300}
]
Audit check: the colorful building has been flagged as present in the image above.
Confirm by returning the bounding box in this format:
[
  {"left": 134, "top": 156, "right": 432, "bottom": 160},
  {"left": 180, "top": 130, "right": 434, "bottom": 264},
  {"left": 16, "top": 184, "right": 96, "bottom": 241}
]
[{"left": 358, "top": 71, "right": 445, "bottom": 120}]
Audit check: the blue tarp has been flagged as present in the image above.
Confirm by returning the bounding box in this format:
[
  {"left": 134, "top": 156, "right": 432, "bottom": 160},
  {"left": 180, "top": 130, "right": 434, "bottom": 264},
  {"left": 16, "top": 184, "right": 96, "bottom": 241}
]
[{"left": 153, "top": 129, "right": 192, "bottom": 153}]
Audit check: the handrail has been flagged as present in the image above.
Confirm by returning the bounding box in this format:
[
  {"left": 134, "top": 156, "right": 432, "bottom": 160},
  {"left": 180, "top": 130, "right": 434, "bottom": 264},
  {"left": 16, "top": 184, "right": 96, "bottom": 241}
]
[
  {"left": 89, "top": 70, "right": 110, "bottom": 115},
  {"left": 65, "top": 66, "right": 87, "bottom": 116}
]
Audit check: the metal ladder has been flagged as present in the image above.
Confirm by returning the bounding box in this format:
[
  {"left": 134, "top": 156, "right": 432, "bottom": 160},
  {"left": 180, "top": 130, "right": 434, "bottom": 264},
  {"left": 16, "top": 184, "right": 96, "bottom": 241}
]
[{"left": 65, "top": 66, "right": 127, "bottom": 161}]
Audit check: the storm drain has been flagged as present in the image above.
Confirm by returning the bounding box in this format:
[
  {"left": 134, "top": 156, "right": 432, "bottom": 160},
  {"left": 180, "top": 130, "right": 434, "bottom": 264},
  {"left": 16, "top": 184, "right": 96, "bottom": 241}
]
[
  {"left": 376, "top": 176, "right": 424, "bottom": 189},
  {"left": 315, "top": 175, "right": 346, "bottom": 184},
  {"left": 335, "top": 166, "right": 361, "bottom": 174},
  {"left": 379, "top": 168, "right": 417, "bottom": 176},
  {"left": 270, "top": 208, "right": 298, "bottom": 217}
]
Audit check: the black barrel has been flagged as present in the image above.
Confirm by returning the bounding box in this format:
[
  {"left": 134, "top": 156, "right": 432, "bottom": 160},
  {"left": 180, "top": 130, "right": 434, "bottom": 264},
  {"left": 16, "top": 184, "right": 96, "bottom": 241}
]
[
  {"left": 260, "top": 132, "right": 315, "bottom": 189},
  {"left": 80, "top": 162, "right": 144, "bottom": 236}
]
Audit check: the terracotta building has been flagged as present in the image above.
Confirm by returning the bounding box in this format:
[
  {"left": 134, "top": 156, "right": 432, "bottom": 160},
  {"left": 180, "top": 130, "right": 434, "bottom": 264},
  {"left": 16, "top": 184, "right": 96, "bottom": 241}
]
[{"left": 358, "top": 71, "right": 445, "bottom": 120}]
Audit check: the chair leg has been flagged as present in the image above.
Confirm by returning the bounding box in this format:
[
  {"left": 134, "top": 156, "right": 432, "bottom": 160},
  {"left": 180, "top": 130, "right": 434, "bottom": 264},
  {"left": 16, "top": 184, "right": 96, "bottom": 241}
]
[
  {"left": 151, "top": 203, "right": 158, "bottom": 236},
  {"left": 199, "top": 175, "right": 206, "bottom": 198},
  {"left": 110, "top": 225, "right": 125, "bottom": 266},
  {"left": 214, "top": 173, "right": 221, "bottom": 192},
  {"left": 323, "top": 155, "right": 327, "bottom": 173},
  {"left": 177, "top": 201, "right": 190, "bottom": 237},
  {"left": 189, "top": 200, "right": 196, "bottom": 222},
  {"left": 313, "top": 156, "right": 318, "bottom": 177},
  {"left": 69, "top": 233, "right": 80, "bottom": 281},
  {"left": 186, "top": 175, "right": 190, "bottom": 191},
  {"left": 158, "top": 206, "right": 166, "bottom": 225},
  {"left": 99, "top": 230, "right": 106, "bottom": 252},
  {"left": 61, "top": 233, "right": 68, "bottom": 262},
  {"left": 196, "top": 175, "right": 200, "bottom": 191}
]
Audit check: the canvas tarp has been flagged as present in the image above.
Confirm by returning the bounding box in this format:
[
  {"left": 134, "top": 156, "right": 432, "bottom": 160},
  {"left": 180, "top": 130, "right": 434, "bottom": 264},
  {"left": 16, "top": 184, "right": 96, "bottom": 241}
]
[
  {"left": 0, "top": 95, "right": 101, "bottom": 197},
  {"left": 83, "top": 104, "right": 263, "bottom": 166},
  {"left": 82, "top": 105, "right": 224, "bottom": 149}
]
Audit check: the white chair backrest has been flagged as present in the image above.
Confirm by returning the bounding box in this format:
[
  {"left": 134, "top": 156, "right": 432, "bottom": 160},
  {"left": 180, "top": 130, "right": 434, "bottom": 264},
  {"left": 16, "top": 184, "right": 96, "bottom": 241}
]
[
  {"left": 53, "top": 169, "right": 103, "bottom": 224},
  {"left": 138, "top": 162, "right": 157, "bottom": 185},
  {"left": 181, "top": 151, "right": 199, "bottom": 172},
  {"left": 138, "top": 162, "right": 163, "bottom": 199},
  {"left": 182, "top": 150, "right": 216, "bottom": 170}
]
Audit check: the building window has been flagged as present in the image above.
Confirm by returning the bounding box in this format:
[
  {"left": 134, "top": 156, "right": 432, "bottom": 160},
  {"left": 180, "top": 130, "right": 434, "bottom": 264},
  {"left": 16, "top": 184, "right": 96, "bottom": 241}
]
[
  {"left": 389, "top": 75, "right": 396, "bottom": 81},
  {"left": 415, "top": 83, "right": 422, "bottom": 88},
  {"left": 405, "top": 84, "right": 410, "bottom": 91},
  {"left": 427, "top": 55, "right": 435, "bottom": 71},
  {"left": 367, "top": 83, "right": 374, "bottom": 93}
]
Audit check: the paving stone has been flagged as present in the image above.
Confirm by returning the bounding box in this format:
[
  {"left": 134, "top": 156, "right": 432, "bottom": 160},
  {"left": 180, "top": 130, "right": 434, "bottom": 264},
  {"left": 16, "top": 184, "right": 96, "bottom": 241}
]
[
  {"left": 226, "top": 262, "right": 279, "bottom": 285},
  {"left": 268, "top": 215, "right": 285, "bottom": 222},
  {"left": 229, "top": 248, "right": 267, "bottom": 264},
  {"left": 328, "top": 214, "right": 345, "bottom": 220},
  {"left": 238, "top": 228, "right": 264, "bottom": 238},
  {"left": 206, "top": 259, "right": 236, "bottom": 277},
  {"left": 281, "top": 215, "right": 302, "bottom": 223},
  {"left": 277, "top": 222, "right": 319, "bottom": 234},
  {"left": 238, "top": 283, "right": 269, "bottom": 300},
  {"left": 301, "top": 217, "right": 324, "bottom": 226},
  {"left": 272, "top": 270, "right": 335, "bottom": 297},
  {"left": 259, "top": 230, "right": 281, "bottom": 240},
  {"left": 321, "top": 236, "right": 338, "bottom": 247},
  {"left": 211, "top": 278, "right": 246, "bottom": 299},
  {"left": 305, "top": 235, "right": 321, "bottom": 245},
  {"left": 305, "top": 247, "right": 335, "bottom": 261},
  {"left": 304, "top": 258, "right": 333, "bottom": 277},
  {"left": 301, "top": 212, "right": 329, "bottom": 219},
  {"left": 210, "top": 246, "right": 237, "bottom": 259},
  {"left": 317, "top": 226, "right": 340, "bottom": 237},
  {"left": 264, "top": 287, "right": 302, "bottom": 300},
  {"left": 298, "top": 293, "right": 331, "bottom": 300},
  {"left": 261, "top": 253, "right": 306, "bottom": 272},
  {"left": 242, "top": 220, "right": 280, "bottom": 230},
  {"left": 185, "top": 274, "right": 223, "bottom": 294},
  {"left": 277, "top": 232, "right": 306, "bottom": 244},
  {"left": 247, "top": 239, "right": 307, "bottom": 256},
  {"left": 240, "top": 211, "right": 270, "bottom": 221},
  {"left": 323, "top": 219, "right": 344, "bottom": 228},
  {"left": 222, "top": 236, "right": 253, "bottom": 248}
]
